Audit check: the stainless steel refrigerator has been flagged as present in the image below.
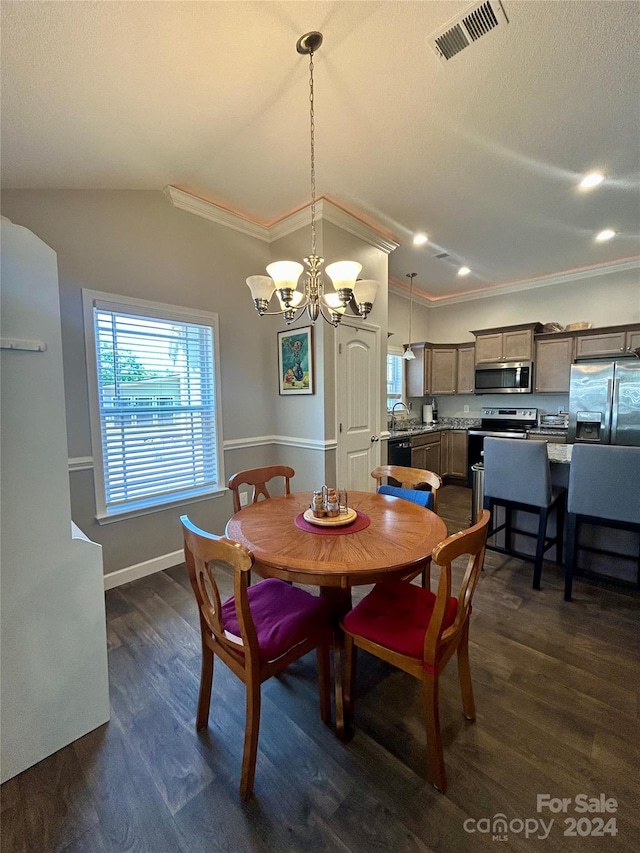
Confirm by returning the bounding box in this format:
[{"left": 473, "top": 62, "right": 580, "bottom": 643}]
[{"left": 568, "top": 359, "right": 640, "bottom": 446}]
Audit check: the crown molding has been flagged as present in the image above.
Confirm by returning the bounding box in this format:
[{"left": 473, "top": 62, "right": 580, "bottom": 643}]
[
  {"left": 164, "top": 186, "right": 270, "bottom": 242},
  {"left": 390, "top": 258, "right": 640, "bottom": 306},
  {"left": 268, "top": 205, "right": 311, "bottom": 243},
  {"left": 316, "top": 199, "right": 399, "bottom": 254},
  {"left": 164, "top": 187, "right": 398, "bottom": 253}
]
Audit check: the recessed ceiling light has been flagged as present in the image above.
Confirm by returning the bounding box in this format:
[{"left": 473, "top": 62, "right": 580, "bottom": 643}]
[
  {"left": 595, "top": 229, "right": 616, "bottom": 242},
  {"left": 579, "top": 172, "right": 605, "bottom": 189},
  {"left": 458, "top": 266, "right": 471, "bottom": 276},
  {"left": 413, "top": 233, "right": 428, "bottom": 246}
]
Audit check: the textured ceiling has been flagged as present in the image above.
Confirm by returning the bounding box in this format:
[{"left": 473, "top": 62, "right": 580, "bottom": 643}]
[{"left": 2, "top": 1, "right": 639, "bottom": 299}]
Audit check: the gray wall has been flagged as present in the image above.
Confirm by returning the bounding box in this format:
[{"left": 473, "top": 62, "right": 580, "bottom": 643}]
[
  {"left": 1, "top": 189, "right": 276, "bottom": 573},
  {"left": 1, "top": 189, "right": 392, "bottom": 577}
]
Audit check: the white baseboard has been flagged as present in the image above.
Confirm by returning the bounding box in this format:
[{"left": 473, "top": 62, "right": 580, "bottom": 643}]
[{"left": 104, "top": 549, "right": 184, "bottom": 590}]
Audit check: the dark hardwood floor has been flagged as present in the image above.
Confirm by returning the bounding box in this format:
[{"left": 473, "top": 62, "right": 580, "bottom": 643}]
[{"left": 2, "top": 485, "right": 639, "bottom": 852}]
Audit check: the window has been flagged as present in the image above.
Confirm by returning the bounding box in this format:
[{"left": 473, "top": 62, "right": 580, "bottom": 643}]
[
  {"left": 386, "top": 349, "right": 404, "bottom": 411},
  {"left": 83, "top": 291, "right": 224, "bottom": 521}
]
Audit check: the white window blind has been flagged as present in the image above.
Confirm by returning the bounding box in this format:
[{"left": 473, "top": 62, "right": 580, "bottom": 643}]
[
  {"left": 84, "top": 292, "right": 223, "bottom": 519},
  {"left": 386, "top": 351, "right": 403, "bottom": 410}
]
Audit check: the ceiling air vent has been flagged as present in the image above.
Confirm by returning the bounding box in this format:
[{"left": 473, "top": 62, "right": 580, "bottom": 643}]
[
  {"left": 434, "top": 252, "right": 462, "bottom": 268},
  {"left": 428, "top": 0, "right": 508, "bottom": 64}
]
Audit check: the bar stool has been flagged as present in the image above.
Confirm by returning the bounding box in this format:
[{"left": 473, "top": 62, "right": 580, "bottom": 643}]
[
  {"left": 564, "top": 444, "right": 640, "bottom": 601},
  {"left": 483, "top": 437, "right": 566, "bottom": 589}
]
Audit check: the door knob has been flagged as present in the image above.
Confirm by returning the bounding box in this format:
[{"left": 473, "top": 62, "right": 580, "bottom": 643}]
[{"left": 371, "top": 435, "right": 379, "bottom": 442}]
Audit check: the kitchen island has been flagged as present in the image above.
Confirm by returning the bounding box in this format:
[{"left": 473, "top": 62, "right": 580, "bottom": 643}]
[{"left": 488, "top": 441, "right": 638, "bottom": 589}]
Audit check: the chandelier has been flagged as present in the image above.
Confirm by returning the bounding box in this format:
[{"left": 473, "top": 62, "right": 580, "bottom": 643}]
[{"left": 246, "top": 31, "right": 380, "bottom": 327}]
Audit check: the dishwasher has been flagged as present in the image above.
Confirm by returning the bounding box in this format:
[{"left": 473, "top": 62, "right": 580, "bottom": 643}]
[{"left": 387, "top": 436, "right": 412, "bottom": 467}]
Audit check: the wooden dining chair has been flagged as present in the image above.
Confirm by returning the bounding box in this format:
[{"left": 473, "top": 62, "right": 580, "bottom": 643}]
[
  {"left": 228, "top": 465, "right": 295, "bottom": 513},
  {"left": 181, "top": 515, "right": 332, "bottom": 800},
  {"left": 371, "top": 464, "right": 442, "bottom": 513},
  {"left": 340, "top": 509, "right": 490, "bottom": 794},
  {"left": 371, "top": 464, "right": 443, "bottom": 586}
]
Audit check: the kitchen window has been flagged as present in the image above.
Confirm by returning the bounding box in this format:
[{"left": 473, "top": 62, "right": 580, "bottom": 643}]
[
  {"left": 386, "top": 348, "right": 404, "bottom": 411},
  {"left": 83, "top": 291, "right": 224, "bottom": 521}
]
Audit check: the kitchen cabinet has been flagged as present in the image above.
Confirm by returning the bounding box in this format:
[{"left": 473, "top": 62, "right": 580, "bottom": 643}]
[
  {"left": 456, "top": 346, "right": 475, "bottom": 394},
  {"left": 535, "top": 336, "right": 574, "bottom": 392},
  {"left": 411, "top": 431, "right": 441, "bottom": 476},
  {"left": 406, "top": 343, "right": 475, "bottom": 396},
  {"left": 575, "top": 329, "right": 640, "bottom": 359},
  {"left": 442, "top": 429, "right": 468, "bottom": 479},
  {"left": 472, "top": 323, "right": 541, "bottom": 363},
  {"left": 430, "top": 347, "right": 457, "bottom": 395},
  {"left": 405, "top": 343, "right": 431, "bottom": 397},
  {"left": 627, "top": 330, "right": 640, "bottom": 353}
]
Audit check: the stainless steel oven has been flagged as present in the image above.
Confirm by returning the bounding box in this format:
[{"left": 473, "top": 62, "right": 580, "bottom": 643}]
[
  {"left": 467, "top": 407, "right": 538, "bottom": 484},
  {"left": 474, "top": 361, "right": 533, "bottom": 394}
]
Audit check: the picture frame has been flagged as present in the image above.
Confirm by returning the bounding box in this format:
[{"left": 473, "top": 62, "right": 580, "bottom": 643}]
[{"left": 277, "top": 325, "right": 314, "bottom": 395}]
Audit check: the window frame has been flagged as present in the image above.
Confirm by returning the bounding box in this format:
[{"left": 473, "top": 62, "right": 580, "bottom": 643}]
[
  {"left": 82, "top": 290, "right": 225, "bottom": 523},
  {"left": 386, "top": 345, "right": 405, "bottom": 412}
]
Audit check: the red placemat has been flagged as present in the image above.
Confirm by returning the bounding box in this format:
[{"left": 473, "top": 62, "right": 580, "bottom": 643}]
[{"left": 294, "top": 510, "right": 370, "bottom": 535}]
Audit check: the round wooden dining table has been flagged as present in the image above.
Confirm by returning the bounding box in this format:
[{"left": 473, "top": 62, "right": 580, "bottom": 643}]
[
  {"left": 225, "top": 489, "right": 447, "bottom": 595},
  {"left": 225, "top": 490, "right": 447, "bottom": 737}
]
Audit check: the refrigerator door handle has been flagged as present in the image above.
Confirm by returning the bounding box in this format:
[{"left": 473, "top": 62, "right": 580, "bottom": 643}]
[{"left": 610, "top": 377, "right": 620, "bottom": 443}]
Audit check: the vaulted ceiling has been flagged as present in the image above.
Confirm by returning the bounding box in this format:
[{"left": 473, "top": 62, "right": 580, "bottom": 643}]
[{"left": 2, "top": 1, "right": 639, "bottom": 300}]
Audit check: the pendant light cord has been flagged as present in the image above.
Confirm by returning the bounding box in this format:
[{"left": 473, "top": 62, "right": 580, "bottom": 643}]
[{"left": 406, "top": 272, "right": 416, "bottom": 344}]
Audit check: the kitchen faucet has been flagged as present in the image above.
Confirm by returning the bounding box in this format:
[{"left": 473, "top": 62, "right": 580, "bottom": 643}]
[{"left": 391, "top": 401, "right": 410, "bottom": 432}]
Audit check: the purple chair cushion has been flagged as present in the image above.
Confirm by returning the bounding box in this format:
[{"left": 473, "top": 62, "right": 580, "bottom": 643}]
[
  {"left": 343, "top": 580, "right": 458, "bottom": 661},
  {"left": 222, "top": 578, "right": 330, "bottom": 663}
]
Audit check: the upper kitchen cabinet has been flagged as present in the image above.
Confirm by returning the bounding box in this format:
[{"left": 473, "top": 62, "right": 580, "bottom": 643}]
[
  {"left": 472, "top": 323, "right": 542, "bottom": 363},
  {"left": 430, "top": 346, "right": 458, "bottom": 395},
  {"left": 456, "top": 345, "right": 475, "bottom": 394},
  {"left": 575, "top": 326, "right": 640, "bottom": 359},
  {"left": 534, "top": 335, "right": 575, "bottom": 393},
  {"left": 406, "top": 343, "right": 431, "bottom": 397},
  {"left": 406, "top": 343, "right": 475, "bottom": 396}
]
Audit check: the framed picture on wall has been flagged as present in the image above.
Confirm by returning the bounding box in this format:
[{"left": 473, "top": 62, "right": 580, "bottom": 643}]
[{"left": 277, "top": 325, "right": 314, "bottom": 395}]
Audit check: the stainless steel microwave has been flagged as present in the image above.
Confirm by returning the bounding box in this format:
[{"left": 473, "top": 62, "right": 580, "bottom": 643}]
[{"left": 474, "top": 361, "right": 533, "bottom": 394}]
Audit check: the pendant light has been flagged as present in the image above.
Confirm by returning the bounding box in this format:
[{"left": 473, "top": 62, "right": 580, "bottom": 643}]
[
  {"left": 245, "top": 32, "right": 380, "bottom": 326},
  {"left": 403, "top": 273, "right": 417, "bottom": 360}
]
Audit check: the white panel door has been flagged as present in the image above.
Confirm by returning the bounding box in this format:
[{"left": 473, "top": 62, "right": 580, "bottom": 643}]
[{"left": 336, "top": 323, "right": 380, "bottom": 491}]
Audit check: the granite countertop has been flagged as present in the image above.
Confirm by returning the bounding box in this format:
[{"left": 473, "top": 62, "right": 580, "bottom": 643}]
[
  {"left": 388, "top": 418, "right": 480, "bottom": 440},
  {"left": 547, "top": 444, "right": 573, "bottom": 463}
]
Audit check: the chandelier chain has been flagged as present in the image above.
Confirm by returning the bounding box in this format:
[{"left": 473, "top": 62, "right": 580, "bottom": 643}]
[{"left": 309, "top": 50, "right": 317, "bottom": 258}]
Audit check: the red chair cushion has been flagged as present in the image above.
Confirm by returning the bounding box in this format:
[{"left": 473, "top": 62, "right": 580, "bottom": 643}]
[
  {"left": 222, "top": 578, "right": 330, "bottom": 663},
  {"left": 343, "top": 580, "right": 458, "bottom": 660}
]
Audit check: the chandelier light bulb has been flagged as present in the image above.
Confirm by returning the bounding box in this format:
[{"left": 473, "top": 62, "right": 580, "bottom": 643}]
[
  {"left": 325, "top": 261, "right": 362, "bottom": 291},
  {"left": 266, "top": 261, "right": 304, "bottom": 290},
  {"left": 246, "top": 275, "right": 276, "bottom": 301},
  {"left": 277, "top": 290, "right": 304, "bottom": 311}
]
